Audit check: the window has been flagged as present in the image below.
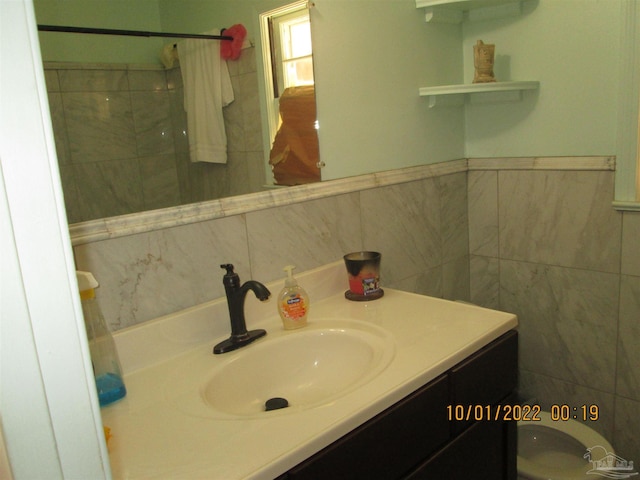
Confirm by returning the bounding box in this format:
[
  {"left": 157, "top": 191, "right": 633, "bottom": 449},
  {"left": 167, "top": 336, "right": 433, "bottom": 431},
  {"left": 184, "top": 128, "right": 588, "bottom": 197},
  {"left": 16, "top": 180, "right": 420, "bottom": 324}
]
[
  {"left": 277, "top": 11, "right": 314, "bottom": 91},
  {"left": 260, "top": 0, "right": 314, "bottom": 133},
  {"left": 259, "top": 1, "right": 320, "bottom": 187}
]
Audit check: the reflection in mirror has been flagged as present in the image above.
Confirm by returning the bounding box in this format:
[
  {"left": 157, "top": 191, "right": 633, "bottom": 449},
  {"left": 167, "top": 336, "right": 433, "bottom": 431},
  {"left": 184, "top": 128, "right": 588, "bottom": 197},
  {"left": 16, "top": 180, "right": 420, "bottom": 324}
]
[
  {"left": 34, "top": 0, "right": 320, "bottom": 224},
  {"left": 260, "top": 2, "right": 321, "bottom": 186}
]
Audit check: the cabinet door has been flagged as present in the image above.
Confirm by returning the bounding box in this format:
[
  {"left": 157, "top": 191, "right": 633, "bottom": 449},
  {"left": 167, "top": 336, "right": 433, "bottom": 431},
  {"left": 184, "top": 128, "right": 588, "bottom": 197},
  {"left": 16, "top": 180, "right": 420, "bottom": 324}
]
[
  {"left": 405, "top": 419, "right": 507, "bottom": 480},
  {"left": 287, "top": 375, "right": 450, "bottom": 480},
  {"left": 450, "top": 330, "right": 518, "bottom": 434}
]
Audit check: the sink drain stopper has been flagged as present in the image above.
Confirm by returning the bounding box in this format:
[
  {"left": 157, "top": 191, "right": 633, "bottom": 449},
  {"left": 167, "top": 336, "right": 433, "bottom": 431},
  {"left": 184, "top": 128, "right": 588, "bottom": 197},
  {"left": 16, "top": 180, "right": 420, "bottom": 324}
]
[{"left": 265, "top": 397, "right": 289, "bottom": 411}]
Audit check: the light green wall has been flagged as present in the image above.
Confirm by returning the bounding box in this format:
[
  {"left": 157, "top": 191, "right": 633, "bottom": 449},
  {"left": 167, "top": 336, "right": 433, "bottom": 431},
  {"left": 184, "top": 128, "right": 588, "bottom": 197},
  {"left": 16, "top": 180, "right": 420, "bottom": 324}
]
[
  {"left": 463, "top": 0, "right": 621, "bottom": 157},
  {"left": 157, "top": 0, "right": 270, "bottom": 39},
  {"left": 34, "top": 0, "right": 164, "bottom": 64},
  {"left": 310, "top": 0, "right": 465, "bottom": 179}
]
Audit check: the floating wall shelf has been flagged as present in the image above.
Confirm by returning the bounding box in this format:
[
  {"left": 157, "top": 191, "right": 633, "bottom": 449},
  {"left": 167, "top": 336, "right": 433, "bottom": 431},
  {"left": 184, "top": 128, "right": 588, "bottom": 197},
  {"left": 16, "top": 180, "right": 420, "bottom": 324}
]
[
  {"left": 416, "top": 0, "right": 523, "bottom": 23},
  {"left": 419, "top": 81, "right": 539, "bottom": 107}
]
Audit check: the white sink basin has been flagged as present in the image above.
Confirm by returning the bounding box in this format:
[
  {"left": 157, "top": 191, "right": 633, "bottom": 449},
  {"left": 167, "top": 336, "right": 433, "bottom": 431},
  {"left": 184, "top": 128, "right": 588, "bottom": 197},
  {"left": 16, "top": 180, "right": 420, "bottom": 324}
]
[{"left": 200, "top": 319, "right": 395, "bottom": 417}]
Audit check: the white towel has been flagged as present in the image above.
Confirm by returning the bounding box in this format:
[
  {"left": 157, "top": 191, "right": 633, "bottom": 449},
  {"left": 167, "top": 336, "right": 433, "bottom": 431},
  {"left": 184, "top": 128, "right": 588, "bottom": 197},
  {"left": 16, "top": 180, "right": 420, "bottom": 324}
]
[{"left": 178, "top": 30, "right": 234, "bottom": 164}]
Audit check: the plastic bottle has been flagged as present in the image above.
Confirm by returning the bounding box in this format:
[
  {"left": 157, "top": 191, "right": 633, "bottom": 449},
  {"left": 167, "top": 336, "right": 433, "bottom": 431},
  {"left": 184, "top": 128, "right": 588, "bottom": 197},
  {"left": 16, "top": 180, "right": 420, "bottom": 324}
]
[
  {"left": 77, "top": 271, "right": 127, "bottom": 407},
  {"left": 277, "top": 265, "right": 309, "bottom": 330}
]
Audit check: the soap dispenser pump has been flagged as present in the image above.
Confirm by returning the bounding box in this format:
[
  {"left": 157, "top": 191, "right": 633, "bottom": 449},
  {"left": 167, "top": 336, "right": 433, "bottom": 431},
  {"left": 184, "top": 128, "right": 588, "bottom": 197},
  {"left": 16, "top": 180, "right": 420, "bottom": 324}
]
[
  {"left": 277, "top": 265, "right": 309, "bottom": 330},
  {"left": 77, "top": 271, "right": 127, "bottom": 406}
]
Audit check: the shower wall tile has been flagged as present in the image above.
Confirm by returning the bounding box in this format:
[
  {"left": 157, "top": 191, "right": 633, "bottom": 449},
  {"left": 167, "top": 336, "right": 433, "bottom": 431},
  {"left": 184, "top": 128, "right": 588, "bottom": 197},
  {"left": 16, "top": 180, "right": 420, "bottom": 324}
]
[
  {"left": 468, "top": 170, "right": 498, "bottom": 257},
  {"left": 180, "top": 161, "right": 202, "bottom": 203},
  {"left": 227, "top": 151, "right": 251, "bottom": 197},
  {"left": 63, "top": 91, "right": 137, "bottom": 163},
  {"left": 127, "top": 70, "right": 168, "bottom": 91},
  {"left": 58, "top": 68, "right": 128, "bottom": 92},
  {"left": 46, "top": 56, "right": 265, "bottom": 223},
  {"left": 139, "top": 154, "right": 181, "bottom": 211},
  {"left": 238, "top": 72, "right": 263, "bottom": 153},
  {"left": 237, "top": 46, "right": 257, "bottom": 76},
  {"left": 613, "top": 396, "right": 640, "bottom": 466},
  {"left": 498, "top": 170, "right": 621, "bottom": 273},
  {"left": 204, "top": 162, "right": 231, "bottom": 200},
  {"left": 226, "top": 55, "right": 242, "bottom": 77},
  {"left": 174, "top": 151, "right": 194, "bottom": 204},
  {"left": 500, "top": 259, "right": 619, "bottom": 393},
  {"left": 246, "top": 193, "right": 362, "bottom": 283},
  {"left": 223, "top": 47, "right": 265, "bottom": 196},
  {"left": 616, "top": 275, "right": 640, "bottom": 401},
  {"left": 131, "top": 91, "right": 176, "bottom": 157},
  {"left": 74, "top": 214, "right": 249, "bottom": 329},
  {"left": 169, "top": 88, "right": 188, "bottom": 153},
  {"left": 360, "top": 178, "right": 441, "bottom": 287},
  {"left": 165, "top": 67, "right": 183, "bottom": 91},
  {"left": 621, "top": 212, "right": 640, "bottom": 276},
  {"left": 74, "top": 159, "right": 144, "bottom": 219},
  {"left": 247, "top": 150, "right": 267, "bottom": 194},
  {"left": 224, "top": 77, "right": 246, "bottom": 153},
  {"left": 518, "top": 370, "right": 615, "bottom": 440}
]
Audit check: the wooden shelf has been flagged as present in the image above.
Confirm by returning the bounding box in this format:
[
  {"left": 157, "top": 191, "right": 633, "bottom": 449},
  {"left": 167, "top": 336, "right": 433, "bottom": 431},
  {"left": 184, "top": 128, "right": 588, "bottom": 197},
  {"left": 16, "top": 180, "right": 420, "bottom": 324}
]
[
  {"left": 419, "top": 81, "right": 539, "bottom": 107},
  {"left": 416, "top": 0, "right": 523, "bottom": 23}
]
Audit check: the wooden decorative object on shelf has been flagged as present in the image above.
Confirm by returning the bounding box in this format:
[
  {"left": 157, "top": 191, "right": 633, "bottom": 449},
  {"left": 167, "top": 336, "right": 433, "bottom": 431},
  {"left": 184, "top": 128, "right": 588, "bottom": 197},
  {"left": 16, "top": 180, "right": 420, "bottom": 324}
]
[{"left": 473, "top": 40, "right": 496, "bottom": 83}]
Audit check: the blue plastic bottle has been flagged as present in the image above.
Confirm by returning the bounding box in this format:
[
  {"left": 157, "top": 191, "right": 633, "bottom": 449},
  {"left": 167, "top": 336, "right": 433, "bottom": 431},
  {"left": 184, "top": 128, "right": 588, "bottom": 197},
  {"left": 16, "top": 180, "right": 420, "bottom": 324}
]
[{"left": 77, "top": 271, "right": 127, "bottom": 406}]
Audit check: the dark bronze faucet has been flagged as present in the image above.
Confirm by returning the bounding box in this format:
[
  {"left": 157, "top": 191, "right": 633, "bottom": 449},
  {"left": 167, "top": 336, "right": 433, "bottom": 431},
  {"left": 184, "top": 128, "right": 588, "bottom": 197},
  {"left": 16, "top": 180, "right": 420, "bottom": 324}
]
[{"left": 213, "top": 264, "right": 271, "bottom": 354}]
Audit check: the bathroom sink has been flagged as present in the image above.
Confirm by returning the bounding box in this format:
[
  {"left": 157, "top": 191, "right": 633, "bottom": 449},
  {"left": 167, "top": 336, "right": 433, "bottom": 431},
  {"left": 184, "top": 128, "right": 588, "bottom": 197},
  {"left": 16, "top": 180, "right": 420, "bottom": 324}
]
[{"left": 200, "top": 319, "right": 395, "bottom": 416}]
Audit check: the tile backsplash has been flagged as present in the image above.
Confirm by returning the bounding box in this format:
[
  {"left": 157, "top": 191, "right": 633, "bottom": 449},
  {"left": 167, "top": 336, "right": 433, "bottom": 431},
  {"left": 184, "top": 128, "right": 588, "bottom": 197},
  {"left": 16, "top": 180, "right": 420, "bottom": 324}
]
[
  {"left": 73, "top": 169, "right": 470, "bottom": 331},
  {"left": 73, "top": 157, "right": 639, "bottom": 463}
]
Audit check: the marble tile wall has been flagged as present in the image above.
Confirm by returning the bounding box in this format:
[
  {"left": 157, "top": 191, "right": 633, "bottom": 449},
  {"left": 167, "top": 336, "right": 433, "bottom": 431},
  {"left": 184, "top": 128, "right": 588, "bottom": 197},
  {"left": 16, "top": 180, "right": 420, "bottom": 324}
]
[
  {"left": 44, "top": 47, "right": 265, "bottom": 224},
  {"left": 468, "top": 167, "right": 640, "bottom": 464},
  {"left": 73, "top": 171, "right": 469, "bottom": 330}
]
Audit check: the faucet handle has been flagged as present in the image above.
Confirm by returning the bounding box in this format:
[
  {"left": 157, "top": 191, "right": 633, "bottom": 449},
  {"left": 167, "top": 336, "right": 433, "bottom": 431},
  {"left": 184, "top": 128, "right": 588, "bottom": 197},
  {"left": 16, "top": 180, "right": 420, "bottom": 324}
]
[
  {"left": 220, "top": 264, "right": 235, "bottom": 274},
  {"left": 220, "top": 263, "right": 240, "bottom": 289}
]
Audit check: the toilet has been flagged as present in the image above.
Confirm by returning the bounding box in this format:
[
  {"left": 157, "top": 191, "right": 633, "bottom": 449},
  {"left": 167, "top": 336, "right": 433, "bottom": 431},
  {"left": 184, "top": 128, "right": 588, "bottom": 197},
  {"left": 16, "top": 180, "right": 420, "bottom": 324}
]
[{"left": 517, "top": 410, "right": 615, "bottom": 480}]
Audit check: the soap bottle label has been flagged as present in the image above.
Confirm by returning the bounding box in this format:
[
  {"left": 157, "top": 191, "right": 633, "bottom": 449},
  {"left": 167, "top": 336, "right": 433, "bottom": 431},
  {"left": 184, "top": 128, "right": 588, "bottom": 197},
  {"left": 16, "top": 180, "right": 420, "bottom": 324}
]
[{"left": 281, "top": 293, "right": 307, "bottom": 320}]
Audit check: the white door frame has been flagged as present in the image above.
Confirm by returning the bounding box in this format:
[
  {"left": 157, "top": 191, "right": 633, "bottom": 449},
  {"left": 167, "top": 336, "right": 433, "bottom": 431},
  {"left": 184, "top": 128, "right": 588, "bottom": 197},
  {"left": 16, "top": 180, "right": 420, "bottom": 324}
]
[{"left": 1, "top": 0, "right": 110, "bottom": 477}]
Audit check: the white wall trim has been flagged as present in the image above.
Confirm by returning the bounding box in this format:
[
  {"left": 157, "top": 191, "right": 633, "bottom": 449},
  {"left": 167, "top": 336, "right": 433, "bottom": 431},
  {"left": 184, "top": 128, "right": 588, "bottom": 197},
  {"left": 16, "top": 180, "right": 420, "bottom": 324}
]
[
  {"left": 614, "top": 0, "right": 640, "bottom": 207},
  {"left": 468, "top": 156, "right": 615, "bottom": 171},
  {"left": 0, "top": 1, "right": 109, "bottom": 478}
]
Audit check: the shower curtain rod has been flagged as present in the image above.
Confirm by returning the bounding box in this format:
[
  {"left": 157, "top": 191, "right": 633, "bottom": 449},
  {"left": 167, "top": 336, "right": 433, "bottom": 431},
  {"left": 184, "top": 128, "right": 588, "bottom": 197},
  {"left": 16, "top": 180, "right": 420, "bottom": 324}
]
[{"left": 37, "top": 24, "right": 233, "bottom": 41}]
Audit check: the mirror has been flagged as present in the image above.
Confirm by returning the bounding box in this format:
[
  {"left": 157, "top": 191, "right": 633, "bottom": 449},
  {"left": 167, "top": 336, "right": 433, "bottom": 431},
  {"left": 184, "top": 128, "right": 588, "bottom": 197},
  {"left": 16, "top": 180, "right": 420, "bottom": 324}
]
[
  {"left": 35, "top": 0, "right": 464, "bottom": 232},
  {"left": 35, "top": 0, "right": 321, "bottom": 223}
]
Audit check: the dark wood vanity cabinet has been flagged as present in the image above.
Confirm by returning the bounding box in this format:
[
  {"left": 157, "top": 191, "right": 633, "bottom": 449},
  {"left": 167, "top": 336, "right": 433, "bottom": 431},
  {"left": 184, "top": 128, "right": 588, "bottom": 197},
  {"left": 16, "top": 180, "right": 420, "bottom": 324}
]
[{"left": 283, "top": 330, "right": 518, "bottom": 480}]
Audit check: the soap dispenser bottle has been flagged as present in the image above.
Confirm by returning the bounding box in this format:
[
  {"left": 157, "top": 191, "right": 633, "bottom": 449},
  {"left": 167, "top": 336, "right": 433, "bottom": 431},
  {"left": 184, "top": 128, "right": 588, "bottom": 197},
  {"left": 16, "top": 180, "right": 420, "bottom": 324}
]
[
  {"left": 77, "top": 271, "right": 127, "bottom": 406},
  {"left": 277, "top": 265, "right": 309, "bottom": 330}
]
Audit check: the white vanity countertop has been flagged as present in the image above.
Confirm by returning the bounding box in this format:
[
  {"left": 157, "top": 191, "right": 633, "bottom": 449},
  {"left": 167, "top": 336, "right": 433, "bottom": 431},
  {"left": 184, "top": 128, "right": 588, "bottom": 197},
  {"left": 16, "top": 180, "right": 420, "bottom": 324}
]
[{"left": 102, "top": 261, "right": 517, "bottom": 479}]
